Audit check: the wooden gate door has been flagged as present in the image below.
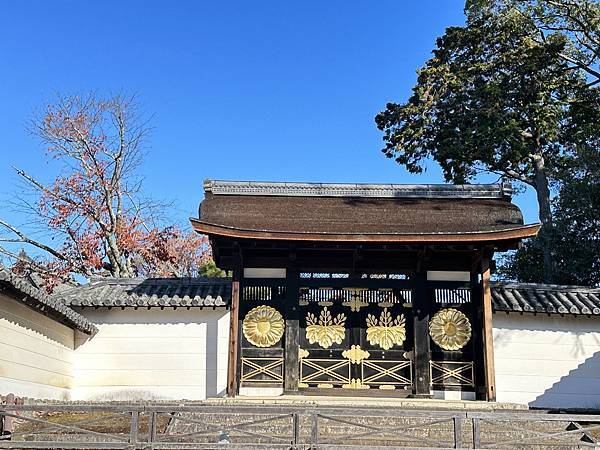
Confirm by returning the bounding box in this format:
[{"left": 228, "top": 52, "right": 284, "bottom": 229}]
[
  {"left": 428, "top": 284, "right": 476, "bottom": 393},
  {"left": 298, "top": 286, "right": 414, "bottom": 394}
]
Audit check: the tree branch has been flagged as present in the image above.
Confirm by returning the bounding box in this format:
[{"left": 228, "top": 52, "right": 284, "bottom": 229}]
[{"left": 0, "top": 219, "right": 72, "bottom": 263}]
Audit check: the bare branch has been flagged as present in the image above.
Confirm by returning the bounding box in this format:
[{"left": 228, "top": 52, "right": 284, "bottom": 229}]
[{"left": 0, "top": 219, "right": 72, "bottom": 263}]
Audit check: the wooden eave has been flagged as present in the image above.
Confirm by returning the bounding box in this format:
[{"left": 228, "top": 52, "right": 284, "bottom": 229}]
[{"left": 190, "top": 218, "right": 541, "bottom": 244}]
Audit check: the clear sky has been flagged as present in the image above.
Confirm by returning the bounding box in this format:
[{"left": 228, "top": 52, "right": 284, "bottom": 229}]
[{"left": 0, "top": 0, "right": 539, "bottom": 239}]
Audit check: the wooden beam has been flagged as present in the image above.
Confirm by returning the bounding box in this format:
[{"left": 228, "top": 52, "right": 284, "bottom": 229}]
[
  {"left": 226, "top": 249, "right": 242, "bottom": 397},
  {"left": 470, "top": 270, "right": 486, "bottom": 401},
  {"left": 412, "top": 271, "right": 431, "bottom": 397},
  {"left": 481, "top": 255, "right": 496, "bottom": 401},
  {"left": 284, "top": 268, "right": 300, "bottom": 393}
]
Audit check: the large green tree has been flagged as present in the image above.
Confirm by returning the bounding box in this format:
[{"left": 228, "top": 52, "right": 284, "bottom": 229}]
[
  {"left": 508, "top": 0, "right": 600, "bottom": 86},
  {"left": 376, "top": 0, "right": 597, "bottom": 282},
  {"left": 500, "top": 148, "right": 600, "bottom": 285}
]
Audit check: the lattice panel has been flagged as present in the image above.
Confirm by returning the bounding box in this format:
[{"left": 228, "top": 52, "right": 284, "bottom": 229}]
[
  {"left": 240, "top": 357, "right": 284, "bottom": 384},
  {"left": 299, "top": 359, "right": 351, "bottom": 388},
  {"left": 434, "top": 288, "right": 471, "bottom": 304},
  {"left": 242, "top": 285, "right": 286, "bottom": 302},
  {"left": 361, "top": 360, "right": 412, "bottom": 389},
  {"left": 430, "top": 361, "right": 474, "bottom": 388},
  {"left": 299, "top": 288, "right": 411, "bottom": 305}
]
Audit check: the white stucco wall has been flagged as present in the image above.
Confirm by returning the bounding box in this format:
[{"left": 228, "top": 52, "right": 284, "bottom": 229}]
[
  {"left": 0, "top": 294, "right": 74, "bottom": 400},
  {"left": 493, "top": 313, "right": 600, "bottom": 409},
  {"left": 72, "top": 308, "right": 230, "bottom": 401}
]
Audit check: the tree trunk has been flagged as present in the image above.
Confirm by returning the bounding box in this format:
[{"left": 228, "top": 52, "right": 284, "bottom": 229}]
[{"left": 532, "top": 153, "right": 554, "bottom": 283}]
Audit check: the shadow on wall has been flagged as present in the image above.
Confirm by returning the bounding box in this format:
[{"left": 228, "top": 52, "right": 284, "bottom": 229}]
[
  {"left": 531, "top": 350, "right": 600, "bottom": 410},
  {"left": 0, "top": 294, "right": 75, "bottom": 350},
  {"left": 494, "top": 313, "right": 600, "bottom": 410}
]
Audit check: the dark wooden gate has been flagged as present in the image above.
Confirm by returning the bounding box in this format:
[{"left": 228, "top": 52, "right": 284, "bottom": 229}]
[
  {"left": 297, "top": 279, "right": 414, "bottom": 395},
  {"left": 238, "top": 279, "right": 287, "bottom": 388},
  {"left": 428, "top": 282, "right": 476, "bottom": 393}
]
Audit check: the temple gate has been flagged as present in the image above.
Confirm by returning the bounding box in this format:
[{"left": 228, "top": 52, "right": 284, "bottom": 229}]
[{"left": 192, "top": 180, "right": 539, "bottom": 400}]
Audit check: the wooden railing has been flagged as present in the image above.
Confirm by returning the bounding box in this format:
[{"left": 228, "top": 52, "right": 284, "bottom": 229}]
[{"left": 1, "top": 403, "right": 599, "bottom": 449}]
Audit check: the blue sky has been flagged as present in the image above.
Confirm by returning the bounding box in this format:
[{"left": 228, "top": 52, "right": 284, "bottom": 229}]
[{"left": 0, "top": 0, "right": 539, "bottom": 239}]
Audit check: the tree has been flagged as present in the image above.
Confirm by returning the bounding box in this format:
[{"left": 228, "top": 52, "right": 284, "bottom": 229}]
[
  {"left": 499, "top": 150, "right": 600, "bottom": 286},
  {"left": 0, "top": 94, "right": 212, "bottom": 289},
  {"left": 375, "top": 0, "right": 597, "bottom": 282},
  {"left": 504, "top": 0, "right": 600, "bottom": 86}
]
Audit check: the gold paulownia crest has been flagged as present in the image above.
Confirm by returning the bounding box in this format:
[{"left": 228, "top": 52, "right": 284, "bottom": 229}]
[
  {"left": 342, "top": 345, "right": 370, "bottom": 364},
  {"left": 305, "top": 307, "right": 346, "bottom": 349},
  {"left": 429, "top": 308, "right": 472, "bottom": 351},
  {"left": 242, "top": 305, "right": 285, "bottom": 348},
  {"left": 342, "top": 289, "right": 369, "bottom": 312},
  {"left": 366, "top": 308, "right": 406, "bottom": 350}
]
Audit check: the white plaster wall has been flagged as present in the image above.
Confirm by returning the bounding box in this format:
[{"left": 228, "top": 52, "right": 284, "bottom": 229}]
[
  {"left": 0, "top": 294, "right": 74, "bottom": 400},
  {"left": 72, "top": 308, "right": 230, "bottom": 401},
  {"left": 493, "top": 313, "right": 600, "bottom": 409}
]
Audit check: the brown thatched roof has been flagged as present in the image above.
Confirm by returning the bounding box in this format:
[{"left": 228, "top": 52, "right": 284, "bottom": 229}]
[{"left": 192, "top": 180, "right": 539, "bottom": 243}]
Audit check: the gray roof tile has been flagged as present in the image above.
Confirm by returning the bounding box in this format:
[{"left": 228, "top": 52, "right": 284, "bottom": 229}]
[
  {"left": 50, "top": 276, "right": 600, "bottom": 318},
  {"left": 492, "top": 282, "right": 600, "bottom": 316},
  {"left": 0, "top": 270, "right": 97, "bottom": 334},
  {"left": 59, "top": 277, "right": 231, "bottom": 308}
]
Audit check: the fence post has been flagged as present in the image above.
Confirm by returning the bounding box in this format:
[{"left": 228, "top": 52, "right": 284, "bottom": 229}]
[
  {"left": 453, "top": 416, "right": 462, "bottom": 449},
  {"left": 472, "top": 417, "right": 481, "bottom": 448},
  {"left": 0, "top": 394, "right": 15, "bottom": 441},
  {"left": 147, "top": 411, "right": 157, "bottom": 445},
  {"left": 130, "top": 410, "right": 139, "bottom": 445},
  {"left": 292, "top": 412, "right": 300, "bottom": 448},
  {"left": 310, "top": 412, "right": 318, "bottom": 448}
]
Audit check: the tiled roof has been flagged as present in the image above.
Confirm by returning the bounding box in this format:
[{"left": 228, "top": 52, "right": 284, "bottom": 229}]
[
  {"left": 492, "top": 282, "right": 600, "bottom": 316},
  {"left": 0, "top": 270, "right": 97, "bottom": 334},
  {"left": 59, "top": 277, "right": 231, "bottom": 308},
  {"left": 49, "top": 276, "right": 600, "bottom": 317}
]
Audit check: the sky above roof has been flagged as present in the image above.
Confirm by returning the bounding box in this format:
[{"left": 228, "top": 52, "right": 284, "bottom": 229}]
[{"left": 0, "top": 0, "right": 539, "bottom": 242}]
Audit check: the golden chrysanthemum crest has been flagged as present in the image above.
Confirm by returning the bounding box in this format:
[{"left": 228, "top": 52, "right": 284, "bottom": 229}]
[
  {"left": 429, "top": 308, "right": 472, "bottom": 351},
  {"left": 242, "top": 305, "right": 285, "bottom": 348}
]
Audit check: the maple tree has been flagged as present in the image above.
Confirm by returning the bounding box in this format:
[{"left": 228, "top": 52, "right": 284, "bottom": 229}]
[{"left": 0, "top": 94, "right": 215, "bottom": 288}]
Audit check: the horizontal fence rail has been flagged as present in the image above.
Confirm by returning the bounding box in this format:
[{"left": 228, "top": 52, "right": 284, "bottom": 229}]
[{"left": 1, "top": 404, "right": 599, "bottom": 449}]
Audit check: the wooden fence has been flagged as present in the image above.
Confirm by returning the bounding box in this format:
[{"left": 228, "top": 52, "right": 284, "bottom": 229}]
[{"left": 1, "top": 403, "right": 599, "bottom": 449}]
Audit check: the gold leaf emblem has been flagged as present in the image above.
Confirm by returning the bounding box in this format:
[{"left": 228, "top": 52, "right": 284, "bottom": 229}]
[
  {"left": 429, "top": 308, "right": 472, "bottom": 351},
  {"left": 305, "top": 307, "right": 346, "bottom": 349},
  {"left": 342, "top": 289, "right": 369, "bottom": 312},
  {"left": 342, "top": 378, "right": 370, "bottom": 389},
  {"left": 366, "top": 308, "right": 406, "bottom": 350},
  {"left": 342, "top": 345, "right": 370, "bottom": 364},
  {"left": 242, "top": 305, "right": 284, "bottom": 348},
  {"left": 299, "top": 348, "right": 309, "bottom": 359}
]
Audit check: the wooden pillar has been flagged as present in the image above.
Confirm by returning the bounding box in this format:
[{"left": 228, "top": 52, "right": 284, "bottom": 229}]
[
  {"left": 284, "top": 268, "right": 300, "bottom": 393},
  {"left": 412, "top": 271, "right": 431, "bottom": 397},
  {"left": 470, "top": 269, "right": 486, "bottom": 401},
  {"left": 481, "top": 255, "right": 496, "bottom": 401},
  {"left": 226, "top": 250, "right": 242, "bottom": 397}
]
